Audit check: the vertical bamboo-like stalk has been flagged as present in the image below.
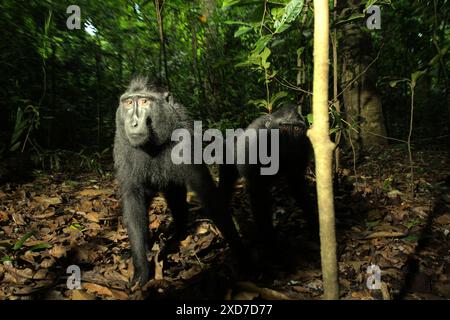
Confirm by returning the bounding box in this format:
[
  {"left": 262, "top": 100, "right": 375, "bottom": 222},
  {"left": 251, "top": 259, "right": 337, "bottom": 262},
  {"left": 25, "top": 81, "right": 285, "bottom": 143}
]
[{"left": 307, "top": 0, "right": 339, "bottom": 300}]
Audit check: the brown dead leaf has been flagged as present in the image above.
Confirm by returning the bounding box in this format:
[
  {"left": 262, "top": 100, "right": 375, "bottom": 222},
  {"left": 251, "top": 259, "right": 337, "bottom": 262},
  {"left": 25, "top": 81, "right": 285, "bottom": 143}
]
[
  {"left": 33, "top": 208, "right": 56, "bottom": 219},
  {"left": 236, "top": 282, "right": 294, "bottom": 300},
  {"left": 339, "top": 278, "right": 352, "bottom": 288},
  {"left": 154, "top": 256, "right": 164, "bottom": 281},
  {"left": 0, "top": 211, "right": 9, "bottom": 221},
  {"left": 12, "top": 212, "right": 26, "bottom": 225},
  {"left": 103, "top": 270, "right": 129, "bottom": 284},
  {"left": 73, "top": 244, "right": 107, "bottom": 264},
  {"left": 85, "top": 212, "right": 100, "bottom": 223},
  {"left": 196, "top": 223, "right": 210, "bottom": 235},
  {"left": 179, "top": 265, "right": 202, "bottom": 280},
  {"left": 33, "top": 269, "right": 48, "bottom": 280},
  {"left": 34, "top": 196, "right": 62, "bottom": 206},
  {"left": 435, "top": 214, "right": 450, "bottom": 225},
  {"left": 72, "top": 289, "right": 96, "bottom": 300},
  {"left": 291, "top": 285, "right": 311, "bottom": 293},
  {"left": 233, "top": 291, "right": 260, "bottom": 300},
  {"left": 83, "top": 283, "right": 113, "bottom": 297},
  {"left": 110, "top": 289, "right": 129, "bottom": 300},
  {"left": 351, "top": 291, "right": 375, "bottom": 300},
  {"left": 77, "top": 188, "right": 114, "bottom": 198},
  {"left": 4, "top": 266, "right": 34, "bottom": 283},
  {"left": 40, "top": 258, "right": 56, "bottom": 269},
  {"left": 21, "top": 251, "right": 37, "bottom": 264},
  {"left": 365, "top": 231, "right": 407, "bottom": 239},
  {"left": 102, "top": 231, "right": 128, "bottom": 242},
  {"left": 49, "top": 245, "right": 67, "bottom": 259},
  {"left": 180, "top": 235, "right": 193, "bottom": 248}
]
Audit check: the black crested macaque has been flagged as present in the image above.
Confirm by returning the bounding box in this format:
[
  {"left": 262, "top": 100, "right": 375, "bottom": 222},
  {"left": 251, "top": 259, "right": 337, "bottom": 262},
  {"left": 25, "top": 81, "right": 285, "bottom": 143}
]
[
  {"left": 219, "top": 105, "right": 318, "bottom": 250},
  {"left": 113, "top": 77, "right": 243, "bottom": 285}
]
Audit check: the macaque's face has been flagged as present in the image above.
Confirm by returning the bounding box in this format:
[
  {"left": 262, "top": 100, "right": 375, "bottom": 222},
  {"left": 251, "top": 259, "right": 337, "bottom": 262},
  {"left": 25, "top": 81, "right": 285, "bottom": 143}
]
[
  {"left": 268, "top": 110, "right": 307, "bottom": 140},
  {"left": 119, "top": 92, "right": 156, "bottom": 147}
]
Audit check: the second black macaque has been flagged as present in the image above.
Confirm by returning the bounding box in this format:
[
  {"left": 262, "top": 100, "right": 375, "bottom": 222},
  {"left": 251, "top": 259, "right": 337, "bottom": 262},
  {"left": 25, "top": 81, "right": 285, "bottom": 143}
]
[
  {"left": 219, "top": 105, "right": 318, "bottom": 251},
  {"left": 113, "top": 77, "right": 244, "bottom": 285}
]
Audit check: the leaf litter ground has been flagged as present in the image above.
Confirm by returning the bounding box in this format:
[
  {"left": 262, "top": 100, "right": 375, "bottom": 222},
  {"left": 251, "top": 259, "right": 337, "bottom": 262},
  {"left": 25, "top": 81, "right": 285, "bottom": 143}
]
[{"left": 0, "top": 145, "right": 448, "bottom": 300}]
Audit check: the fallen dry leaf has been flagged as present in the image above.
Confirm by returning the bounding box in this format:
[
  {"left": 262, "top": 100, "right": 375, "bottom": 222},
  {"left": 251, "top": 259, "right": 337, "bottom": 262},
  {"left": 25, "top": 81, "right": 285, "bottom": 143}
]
[
  {"left": 365, "top": 231, "right": 407, "bottom": 239},
  {"left": 85, "top": 212, "right": 100, "bottom": 223},
  {"left": 83, "top": 283, "right": 113, "bottom": 297},
  {"left": 72, "top": 289, "right": 96, "bottom": 300},
  {"left": 12, "top": 212, "right": 26, "bottom": 225},
  {"left": 435, "top": 214, "right": 450, "bottom": 225},
  {"left": 34, "top": 196, "right": 62, "bottom": 206},
  {"left": 49, "top": 245, "right": 67, "bottom": 259}
]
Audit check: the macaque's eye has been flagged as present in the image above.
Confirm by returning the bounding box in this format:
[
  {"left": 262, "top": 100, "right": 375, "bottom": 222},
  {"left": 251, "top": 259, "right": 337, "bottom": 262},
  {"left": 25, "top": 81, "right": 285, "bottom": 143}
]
[
  {"left": 294, "top": 126, "right": 301, "bottom": 132},
  {"left": 280, "top": 124, "right": 289, "bottom": 133},
  {"left": 124, "top": 99, "right": 133, "bottom": 108},
  {"left": 138, "top": 98, "right": 150, "bottom": 107}
]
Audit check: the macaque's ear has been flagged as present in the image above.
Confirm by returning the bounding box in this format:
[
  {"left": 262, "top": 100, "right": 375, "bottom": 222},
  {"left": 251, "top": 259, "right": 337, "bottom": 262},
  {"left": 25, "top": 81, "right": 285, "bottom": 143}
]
[
  {"left": 164, "top": 92, "right": 174, "bottom": 105},
  {"left": 163, "top": 92, "right": 169, "bottom": 102}
]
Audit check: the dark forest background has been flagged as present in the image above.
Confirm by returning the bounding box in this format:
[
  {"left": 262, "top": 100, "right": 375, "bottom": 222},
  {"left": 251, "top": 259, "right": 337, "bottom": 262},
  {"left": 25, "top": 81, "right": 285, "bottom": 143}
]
[{"left": 0, "top": 0, "right": 448, "bottom": 178}]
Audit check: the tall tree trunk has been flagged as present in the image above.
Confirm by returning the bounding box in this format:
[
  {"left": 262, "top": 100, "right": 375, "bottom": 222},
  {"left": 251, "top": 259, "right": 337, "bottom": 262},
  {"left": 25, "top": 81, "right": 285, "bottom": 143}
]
[
  {"left": 154, "top": 0, "right": 170, "bottom": 91},
  {"left": 339, "top": 1, "right": 387, "bottom": 155},
  {"left": 332, "top": 0, "right": 341, "bottom": 174},
  {"left": 201, "top": 0, "right": 220, "bottom": 120},
  {"left": 47, "top": 42, "right": 56, "bottom": 148},
  {"left": 308, "top": 0, "right": 339, "bottom": 300},
  {"left": 190, "top": 13, "right": 205, "bottom": 102},
  {"left": 95, "top": 36, "right": 102, "bottom": 148}
]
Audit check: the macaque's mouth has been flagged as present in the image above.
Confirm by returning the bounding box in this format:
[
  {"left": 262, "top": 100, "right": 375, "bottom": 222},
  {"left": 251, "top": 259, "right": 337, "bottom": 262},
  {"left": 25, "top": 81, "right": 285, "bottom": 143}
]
[{"left": 129, "top": 133, "right": 146, "bottom": 139}]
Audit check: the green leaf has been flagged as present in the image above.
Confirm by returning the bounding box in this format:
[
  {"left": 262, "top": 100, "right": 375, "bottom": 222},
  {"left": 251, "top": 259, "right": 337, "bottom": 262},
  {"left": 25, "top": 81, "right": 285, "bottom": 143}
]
[
  {"left": 275, "top": 23, "right": 291, "bottom": 34},
  {"left": 234, "top": 26, "right": 252, "bottom": 38},
  {"left": 28, "top": 243, "right": 53, "bottom": 252},
  {"left": 223, "top": 20, "right": 253, "bottom": 27},
  {"left": 1, "top": 255, "right": 13, "bottom": 263},
  {"left": 70, "top": 223, "right": 86, "bottom": 232},
  {"left": 405, "top": 219, "right": 421, "bottom": 229},
  {"left": 428, "top": 45, "right": 449, "bottom": 66},
  {"left": 222, "top": 0, "right": 241, "bottom": 8},
  {"left": 306, "top": 113, "right": 314, "bottom": 125},
  {"left": 270, "top": 91, "right": 288, "bottom": 106},
  {"left": 365, "top": 0, "right": 378, "bottom": 11},
  {"left": 411, "top": 70, "right": 427, "bottom": 83},
  {"left": 9, "top": 141, "right": 21, "bottom": 152},
  {"left": 248, "top": 99, "right": 268, "bottom": 109},
  {"left": 365, "top": 220, "right": 380, "bottom": 228},
  {"left": 330, "top": 127, "right": 340, "bottom": 134},
  {"left": 260, "top": 47, "right": 271, "bottom": 69},
  {"left": 274, "top": 0, "right": 305, "bottom": 34},
  {"left": 336, "top": 13, "right": 365, "bottom": 26},
  {"left": 389, "top": 80, "right": 400, "bottom": 87},
  {"left": 13, "top": 231, "right": 35, "bottom": 251},
  {"left": 253, "top": 35, "right": 272, "bottom": 54},
  {"left": 404, "top": 234, "right": 419, "bottom": 242}
]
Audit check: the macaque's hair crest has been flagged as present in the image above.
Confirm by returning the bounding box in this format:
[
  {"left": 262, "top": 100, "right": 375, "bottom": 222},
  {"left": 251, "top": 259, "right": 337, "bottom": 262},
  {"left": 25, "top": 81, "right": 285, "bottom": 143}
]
[{"left": 127, "top": 76, "right": 149, "bottom": 93}]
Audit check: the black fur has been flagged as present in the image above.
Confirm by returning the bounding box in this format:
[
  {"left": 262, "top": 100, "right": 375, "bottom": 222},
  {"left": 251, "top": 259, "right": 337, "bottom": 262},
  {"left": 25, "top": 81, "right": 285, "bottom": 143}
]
[
  {"left": 113, "top": 77, "right": 243, "bottom": 284},
  {"left": 219, "top": 105, "right": 318, "bottom": 248}
]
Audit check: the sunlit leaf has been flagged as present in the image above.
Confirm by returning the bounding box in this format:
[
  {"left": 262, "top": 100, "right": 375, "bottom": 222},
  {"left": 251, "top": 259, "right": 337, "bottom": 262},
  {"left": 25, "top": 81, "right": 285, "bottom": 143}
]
[{"left": 274, "top": 0, "right": 305, "bottom": 34}]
